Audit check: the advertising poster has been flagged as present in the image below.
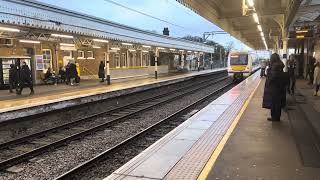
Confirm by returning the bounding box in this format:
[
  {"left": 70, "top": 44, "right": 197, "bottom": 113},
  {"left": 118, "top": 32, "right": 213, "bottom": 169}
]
[{"left": 35, "top": 55, "right": 44, "bottom": 70}]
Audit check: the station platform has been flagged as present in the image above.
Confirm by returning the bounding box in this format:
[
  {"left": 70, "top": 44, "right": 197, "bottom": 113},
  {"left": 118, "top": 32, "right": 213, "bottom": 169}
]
[
  {"left": 0, "top": 68, "right": 226, "bottom": 123},
  {"left": 106, "top": 71, "right": 320, "bottom": 180}
]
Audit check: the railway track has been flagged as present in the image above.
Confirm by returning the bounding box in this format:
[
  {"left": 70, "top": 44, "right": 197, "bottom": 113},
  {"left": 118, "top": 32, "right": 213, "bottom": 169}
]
[
  {"left": 55, "top": 80, "right": 234, "bottom": 180},
  {"left": 0, "top": 72, "right": 228, "bottom": 171}
]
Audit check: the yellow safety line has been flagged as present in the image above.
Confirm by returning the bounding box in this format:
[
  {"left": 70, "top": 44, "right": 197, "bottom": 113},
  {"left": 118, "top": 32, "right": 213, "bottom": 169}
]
[{"left": 197, "top": 79, "right": 261, "bottom": 180}]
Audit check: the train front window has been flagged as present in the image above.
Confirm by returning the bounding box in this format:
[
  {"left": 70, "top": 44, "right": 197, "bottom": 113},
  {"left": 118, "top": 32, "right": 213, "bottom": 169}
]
[{"left": 230, "top": 54, "right": 248, "bottom": 65}]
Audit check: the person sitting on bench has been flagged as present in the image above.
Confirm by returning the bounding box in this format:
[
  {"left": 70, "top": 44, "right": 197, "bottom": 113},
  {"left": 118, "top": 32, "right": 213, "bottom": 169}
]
[{"left": 44, "top": 67, "right": 57, "bottom": 85}]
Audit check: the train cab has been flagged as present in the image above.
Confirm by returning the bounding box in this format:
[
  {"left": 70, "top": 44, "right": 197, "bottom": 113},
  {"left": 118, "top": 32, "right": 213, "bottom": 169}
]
[{"left": 228, "top": 52, "right": 259, "bottom": 81}]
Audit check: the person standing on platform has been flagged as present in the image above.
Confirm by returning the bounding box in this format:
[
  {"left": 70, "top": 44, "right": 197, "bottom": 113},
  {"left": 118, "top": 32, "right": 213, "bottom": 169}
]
[
  {"left": 8, "top": 64, "right": 18, "bottom": 93},
  {"left": 18, "top": 62, "right": 34, "bottom": 95},
  {"left": 98, "top": 61, "right": 105, "bottom": 83},
  {"left": 65, "top": 62, "right": 71, "bottom": 85},
  {"left": 313, "top": 61, "right": 320, "bottom": 96},
  {"left": 287, "top": 55, "right": 296, "bottom": 95},
  {"left": 263, "top": 53, "right": 287, "bottom": 121},
  {"left": 309, "top": 57, "right": 316, "bottom": 85},
  {"left": 69, "top": 62, "right": 77, "bottom": 86},
  {"left": 260, "top": 59, "right": 267, "bottom": 77}
]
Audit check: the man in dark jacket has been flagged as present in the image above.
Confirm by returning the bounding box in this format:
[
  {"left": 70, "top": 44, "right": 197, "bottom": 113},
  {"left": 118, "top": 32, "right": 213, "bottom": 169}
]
[
  {"left": 309, "top": 57, "right": 316, "bottom": 85},
  {"left": 98, "top": 61, "right": 105, "bottom": 82},
  {"left": 18, "top": 62, "right": 34, "bottom": 95},
  {"left": 8, "top": 64, "right": 18, "bottom": 93},
  {"left": 287, "top": 55, "right": 296, "bottom": 95},
  {"left": 262, "top": 53, "right": 287, "bottom": 121}
]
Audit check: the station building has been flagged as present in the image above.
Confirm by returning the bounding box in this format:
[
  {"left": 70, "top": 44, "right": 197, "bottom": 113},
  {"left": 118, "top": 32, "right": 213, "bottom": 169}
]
[{"left": 0, "top": 0, "right": 215, "bottom": 88}]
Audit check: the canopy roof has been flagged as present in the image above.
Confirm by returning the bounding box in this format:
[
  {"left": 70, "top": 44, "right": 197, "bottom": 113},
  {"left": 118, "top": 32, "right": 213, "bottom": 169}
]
[
  {"left": 0, "top": 0, "right": 215, "bottom": 53},
  {"left": 177, "top": 0, "right": 302, "bottom": 50}
]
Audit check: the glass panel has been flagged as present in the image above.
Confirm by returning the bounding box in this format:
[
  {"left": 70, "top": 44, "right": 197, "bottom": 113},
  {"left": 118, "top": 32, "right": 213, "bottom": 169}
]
[
  {"left": 230, "top": 54, "right": 248, "bottom": 65},
  {"left": 42, "top": 50, "right": 52, "bottom": 71}
]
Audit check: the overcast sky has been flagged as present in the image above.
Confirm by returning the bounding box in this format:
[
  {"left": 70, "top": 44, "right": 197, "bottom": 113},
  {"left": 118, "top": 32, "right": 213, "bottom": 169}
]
[{"left": 38, "top": 0, "right": 250, "bottom": 50}]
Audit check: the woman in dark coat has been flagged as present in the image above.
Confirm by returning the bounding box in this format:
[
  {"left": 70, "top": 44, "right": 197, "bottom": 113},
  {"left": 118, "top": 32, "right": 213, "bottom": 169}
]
[
  {"left": 18, "top": 62, "right": 34, "bottom": 95},
  {"left": 98, "top": 61, "right": 105, "bottom": 82},
  {"left": 262, "top": 53, "right": 287, "bottom": 121},
  {"left": 69, "top": 62, "right": 78, "bottom": 85},
  {"left": 65, "top": 63, "right": 71, "bottom": 85}
]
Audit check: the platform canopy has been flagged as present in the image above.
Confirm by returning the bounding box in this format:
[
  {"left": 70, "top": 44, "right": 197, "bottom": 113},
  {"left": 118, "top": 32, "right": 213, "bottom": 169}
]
[
  {"left": 177, "top": 0, "right": 303, "bottom": 50},
  {"left": 0, "top": 0, "right": 215, "bottom": 53},
  {"left": 287, "top": 0, "right": 320, "bottom": 48}
]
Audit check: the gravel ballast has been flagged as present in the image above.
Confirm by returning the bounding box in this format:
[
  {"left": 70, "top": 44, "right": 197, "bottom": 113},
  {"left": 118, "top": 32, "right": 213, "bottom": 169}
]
[{"left": 0, "top": 76, "right": 231, "bottom": 180}]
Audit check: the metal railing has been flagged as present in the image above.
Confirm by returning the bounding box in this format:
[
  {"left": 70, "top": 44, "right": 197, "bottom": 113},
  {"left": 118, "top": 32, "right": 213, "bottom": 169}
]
[{"left": 82, "top": 66, "right": 97, "bottom": 79}]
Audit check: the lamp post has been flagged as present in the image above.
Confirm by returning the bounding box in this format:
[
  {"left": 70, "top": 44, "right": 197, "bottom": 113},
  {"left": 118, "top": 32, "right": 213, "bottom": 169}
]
[
  {"left": 155, "top": 47, "right": 158, "bottom": 79},
  {"left": 210, "top": 52, "right": 213, "bottom": 69},
  {"left": 105, "top": 44, "right": 111, "bottom": 85}
]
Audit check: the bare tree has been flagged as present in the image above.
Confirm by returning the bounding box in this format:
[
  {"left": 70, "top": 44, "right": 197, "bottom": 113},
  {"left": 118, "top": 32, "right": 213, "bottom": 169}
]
[{"left": 225, "top": 41, "right": 234, "bottom": 57}]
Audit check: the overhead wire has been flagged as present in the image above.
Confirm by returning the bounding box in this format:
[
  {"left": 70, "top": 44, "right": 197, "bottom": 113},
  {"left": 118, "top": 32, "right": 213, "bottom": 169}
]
[
  {"left": 102, "top": 0, "right": 236, "bottom": 48},
  {"left": 102, "top": 0, "right": 187, "bottom": 29}
]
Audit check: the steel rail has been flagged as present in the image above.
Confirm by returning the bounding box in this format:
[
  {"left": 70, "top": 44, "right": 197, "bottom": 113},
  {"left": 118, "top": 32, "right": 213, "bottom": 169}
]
[
  {"left": 55, "top": 81, "right": 233, "bottom": 180},
  {"left": 0, "top": 75, "right": 229, "bottom": 170},
  {"left": 0, "top": 72, "right": 225, "bottom": 150}
]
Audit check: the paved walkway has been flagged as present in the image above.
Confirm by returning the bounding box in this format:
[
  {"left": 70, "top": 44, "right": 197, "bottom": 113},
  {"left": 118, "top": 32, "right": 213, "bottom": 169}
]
[
  {"left": 106, "top": 70, "right": 260, "bottom": 180},
  {"left": 0, "top": 69, "right": 225, "bottom": 114},
  {"left": 206, "top": 79, "right": 320, "bottom": 180},
  {"left": 296, "top": 79, "right": 320, "bottom": 112}
]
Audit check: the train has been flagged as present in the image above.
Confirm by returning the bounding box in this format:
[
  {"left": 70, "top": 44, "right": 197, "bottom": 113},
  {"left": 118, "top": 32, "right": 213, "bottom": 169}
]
[{"left": 227, "top": 51, "right": 261, "bottom": 81}]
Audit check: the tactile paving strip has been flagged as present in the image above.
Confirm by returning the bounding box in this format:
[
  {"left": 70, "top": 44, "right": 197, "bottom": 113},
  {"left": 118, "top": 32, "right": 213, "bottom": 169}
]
[
  {"left": 111, "top": 115, "right": 194, "bottom": 177},
  {"left": 164, "top": 77, "right": 260, "bottom": 180}
]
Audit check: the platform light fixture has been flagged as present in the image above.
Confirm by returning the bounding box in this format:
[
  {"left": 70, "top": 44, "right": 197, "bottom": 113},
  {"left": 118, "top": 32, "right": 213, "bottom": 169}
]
[
  {"left": 257, "top": 25, "right": 262, "bottom": 32},
  {"left": 296, "top": 35, "right": 305, "bottom": 39},
  {"left": 19, "top": 40, "right": 40, "bottom": 44},
  {"left": 60, "top": 43, "right": 75, "bottom": 47},
  {"left": 92, "top": 45, "right": 101, "bottom": 49},
  {"left": 51, "top": 34, "right": 74, "bottom": 39},
  {"left": 264, "top": 41, "right": 268, "bottom": 50},
  {"left": 247, "top": 0, "right": 267, "bottom": 50},
  {"left": 122, "top": 42, "right": 133, "bottom": 46},
  {"left": 142, "top": 45, "right": 151, "bottom": 48},
  {"left": 187, "top": 50, "right": 192, "bottom": 53},
  {"left": 93, "top": 39, "right": 109, "bottom": 43},
  {"left": 170, "top": 48, "right": 176, "bottom": 51},
  {"left": 253, "top": 13, "right": 259, "bottom": 24},
  {"left": 111, "top": 47, "right": 120, "bottom": 51},
  {"left": 129, "top": 49, "right": 136, "bottom": 52},
  {"left": 142, "top": 50, "right": 149, "bottom": 53},
  {"left": 0, "top": 26, "right": 20, "bottom": 32},
  {"left": 247, "top": 0, "right": 254, "bottom": 7},
  {"left": 179, "top": 50, "right": 184, "bottom": 52},
  {"left": 157, "top": 47, "right": 165, "bottom": 50},
  {"left": 194, "top": 51, "right": 198, "bottom": 54}
]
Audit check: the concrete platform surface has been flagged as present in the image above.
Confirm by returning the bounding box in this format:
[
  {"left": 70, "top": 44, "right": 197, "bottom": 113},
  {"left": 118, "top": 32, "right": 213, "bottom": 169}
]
[
  {"left": 295, "top": 79, "right": 320, "bottom": 141},
  {"left": 0, "top": 69, "right": 226, "bottom": 123},
  {"left": 207, "top": 79, "right": 320, "bottom": 180},
  {"left": 105, "top": 71, "right": 261, "bottom": 180}
]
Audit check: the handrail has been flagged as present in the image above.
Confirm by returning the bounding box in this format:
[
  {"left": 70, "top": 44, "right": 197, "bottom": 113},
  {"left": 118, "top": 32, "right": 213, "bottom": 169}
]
[{"left": 82, "top": 67, "right": 97, "bottom": 79}]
